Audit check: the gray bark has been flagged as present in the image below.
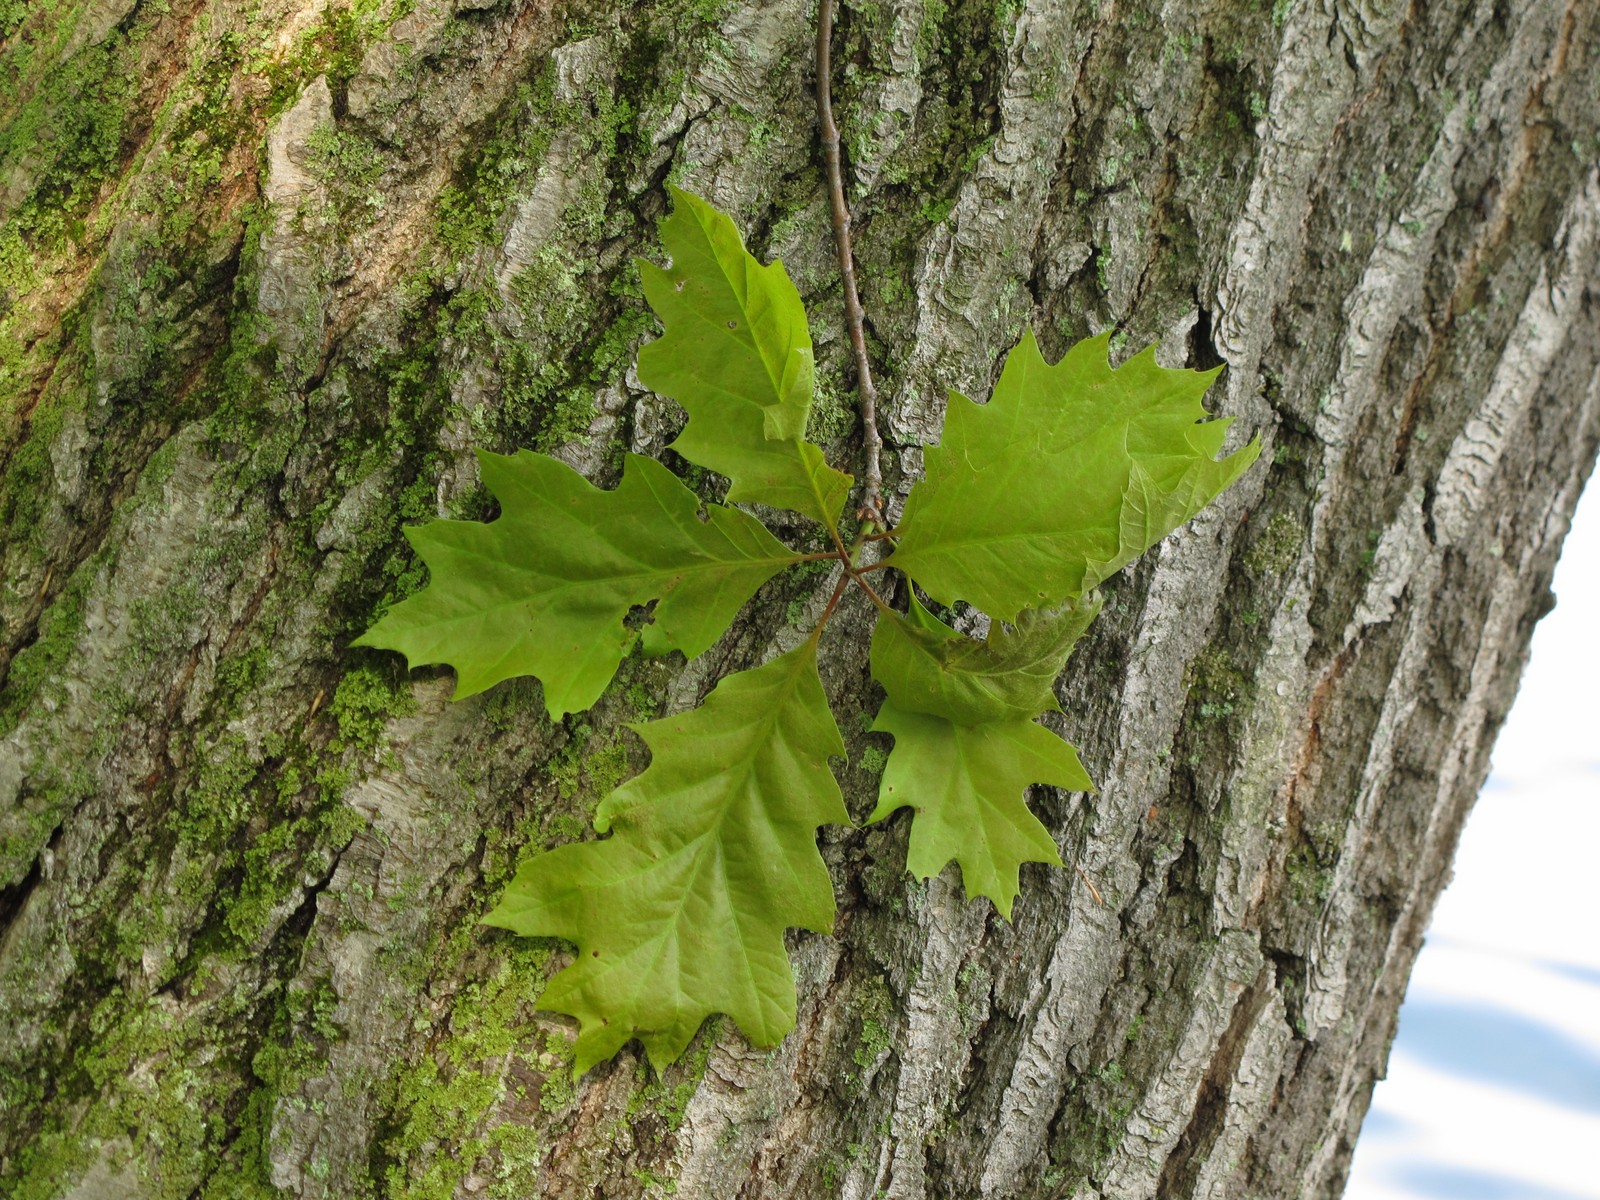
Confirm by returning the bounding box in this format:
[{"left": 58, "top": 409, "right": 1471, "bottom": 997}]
[{"left": 2, "top": 0, "right": 1598, "bottom": 1197}]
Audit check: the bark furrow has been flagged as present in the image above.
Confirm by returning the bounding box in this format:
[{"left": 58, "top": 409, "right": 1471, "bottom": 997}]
[{"left": 1, "top": 1, "right": 1597, "bottom": 1198}]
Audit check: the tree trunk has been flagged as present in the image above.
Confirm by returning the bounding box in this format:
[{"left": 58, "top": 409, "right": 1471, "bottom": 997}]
[{"left": 2, "top": 0, "right": 1597, "bottom": 1196}]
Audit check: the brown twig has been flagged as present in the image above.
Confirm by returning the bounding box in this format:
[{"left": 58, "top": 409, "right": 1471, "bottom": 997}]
[
  {"left": 816, "top": 569, "right": 853, "bottom": 629},
  {"left": 816, "top": 0, "right": 885, "bottom": 529}
]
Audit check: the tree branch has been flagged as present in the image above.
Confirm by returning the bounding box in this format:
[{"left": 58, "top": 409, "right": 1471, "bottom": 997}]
[{"left": 816, "top": 0, "right": 886, "bottom": 528}]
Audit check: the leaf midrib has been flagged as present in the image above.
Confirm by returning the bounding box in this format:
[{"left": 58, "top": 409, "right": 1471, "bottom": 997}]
[
  {"left": 598, "top": 656, "right": 817, "bottom": 1031},
  {"left": 675, "top": 234, "right": 799, "bottom": 421},
  {"left": 667, "top": 226, "right": 842, "bottom": 533},
  {"left": 418, "top": 543, "right": 804, "bottom": 628}
]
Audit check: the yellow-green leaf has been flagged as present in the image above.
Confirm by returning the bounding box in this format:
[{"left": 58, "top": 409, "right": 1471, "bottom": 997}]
[
  {"left": 484, "top": 640, "right": 849, "bottom": 1074},
  {"left": 869, "top": 591, "right": 1101, "bottom": 725},
  {"left": 885, "top": 330, "right": 1260, "bottom": 619},
  {"left": 638, "top": 186, "right": 853, "bottom": 531},
  {"left": 354, "top": 449, "right": 800, "bottom": 718},
  {"left": 869, "top": 700, "right": 1093, "bottom": 919}
]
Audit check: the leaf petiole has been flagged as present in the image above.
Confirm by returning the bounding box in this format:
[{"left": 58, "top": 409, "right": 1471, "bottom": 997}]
[
  {"left": 799, "top": 547, "right": 897, "bottom": 641},
  {"left": 816, "top": 570, "right": 852, "bottom": 629}
]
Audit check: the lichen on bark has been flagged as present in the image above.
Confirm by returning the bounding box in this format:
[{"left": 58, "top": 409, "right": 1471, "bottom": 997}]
[{"left": 2, "top": 1, "right": 1599, "bottom": 1198}]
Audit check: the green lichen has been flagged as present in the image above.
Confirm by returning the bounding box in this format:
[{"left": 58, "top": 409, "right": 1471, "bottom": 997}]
[
  {"left": 541, "top": 723, "right": 635, "bottom": 844},
  {"left": 306, "top": 123, "right": 387, "bottom": 222},
  {"left": 805, "top": 380, "right": 856, "bottom": 446},
  {"left": 1244, "top": 512, "right": 1306, "bottom": 576},
  {"left": 855, "top": 1015, "right": 892, "bottom": 1070},
  {"left": 624, "top": 1018, "right": 719, "bottom": 1132},
  {"left": 0, "top": 754, "right": 97, "bottom": 890},
  {"left": 0, "top": 34, "right": 135, "bottom": 257},
  {"left": 537, "top": 1031, "right": 578, "bottom": 1112},
  {"left": 1187, "top": 645, "right": 1246, "bottom": 722},
  {"left": 1359, "top": 527, "right": 1382, "bottom": 573},
  {"left": 481, "top": 676, "right": 546, "bottom": 734},
  {"left": 2, "top": 973, "right": 308, "bottom": 1200},
  {"left": 781, "top": 559, "right": 834, "bottom": 626},
  {"left": 434, "top": 77, "right": 557, "bottom": 258},
  {"left": 175, "top": 731, "right": 259, "bottom": 847},
  {"left": 819, "top": 1139, "right": 876, "bottom": 1193},
  {"left": 1284, "top": 843, "right": 1333, "bottom": 907},
  {"left": 379, "top": 940, "right": 554, "bottom": 1200},
  {"left": 0, "top": 380, "right": 78, "bottom": 550},
  {"left": 0, "top": 0, "right": 255, "bottom": 430},
  {"left": 849, "top": 975, "right": 895, "bottom": 1073},
  {"left": 0, "top": 5, "right": 709, "bottom": 1192},
  {"left": 259, "top": 0, "right": 401, "bottom": 118},
  {"left": 224, "top": 799, "right": 365, "bottom": 949},
  {"left": 1046, "top": 1065, "right": 1139, "bottom": 1196},
  {"left": 0, "top": 552, "right": 95, "bottom": 736},
  {"left": 331, "top": 663, "right": 419, "bottom": 754},
  {"left": 2, "top": 0, "right": 1110, "bottom": 1188}
]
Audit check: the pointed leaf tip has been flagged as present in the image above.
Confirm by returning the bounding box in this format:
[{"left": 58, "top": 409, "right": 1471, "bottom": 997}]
[
  {"left": 887, "top": 326, "right": 1258, "bottom": 618},
  {"left": 638, "top": 187, "right": 852, "bottom": 530},
  {"left": 353, "top": 450, "right": 799, "bottom": 718},
  {"left": 869, "top": 700, "right": 1091, "bottom": 919},
  {"left": 489, "top": 641, "right": 849, "bottom": 1073}
]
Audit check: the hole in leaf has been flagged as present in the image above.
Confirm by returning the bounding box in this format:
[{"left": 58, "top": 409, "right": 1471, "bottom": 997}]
[{"left": 624, "top": 600, "right": 659, "bottom": 631}]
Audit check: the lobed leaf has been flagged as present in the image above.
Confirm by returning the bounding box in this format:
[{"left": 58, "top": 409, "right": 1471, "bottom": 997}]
[
  {"left": 868, "top": 700, "right": 1093, "bottom": 920},
  {"left": 885, "top": 329, "right": 1261, "bottom": 620},
  {"left": 484, "top": 639, "right": 849, "bottom": 1074},
  {"left": 355, "top": 449, "right": 800, "bottom": 718},
  {"left": 638, "top": 186, "right": 853, "bottom": 531},
  {"left": 866, "top": 588, "right": 1099, "bottom": 915},
  {"left": 357, "top": 191, "right": 1264, "bottom": 1072},
  {"left": 869, "top": 591, "right": 1101, "bottom": 726}
]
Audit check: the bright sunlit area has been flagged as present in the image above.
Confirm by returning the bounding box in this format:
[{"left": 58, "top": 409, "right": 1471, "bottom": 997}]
[{"left": 1346, "top": 480, "right": 1600, "bottom": 1200}]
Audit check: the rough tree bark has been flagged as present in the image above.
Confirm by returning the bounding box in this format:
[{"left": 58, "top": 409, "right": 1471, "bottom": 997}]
[{"left": 2, "top": 0, "right": 1597, "bottom": 1197}]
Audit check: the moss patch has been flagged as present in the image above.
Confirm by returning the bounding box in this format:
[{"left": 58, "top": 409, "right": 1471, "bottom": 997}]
[
  {"left": 1244, "top": 512, "right": 1306, "bottom": 576},
  {"left": 379, "top": 940, "right": 556, "bottom": 1200}
]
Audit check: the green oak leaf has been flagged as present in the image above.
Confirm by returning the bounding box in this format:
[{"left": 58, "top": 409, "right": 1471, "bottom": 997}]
[
  {"left": 483, "top": 639, "right": 849, "bottom": 1074},
  {"left": 885, "top": 329, "right": 1261, "bottom": 619},
  {"left": 354, "top": 449, "right": 800, "bottom": 718},
  {"left": 869, "top": 700, "right": 1093, "bottom": 920},
  {"left": 354, "top": 190, "right": 1263, "bottom": 1075},
  {"left": 638, "top": 186, "right": 853, "bottom": 531},
  {"left": 869, "top": 590, "right": 1102, "bottom": 725}
]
